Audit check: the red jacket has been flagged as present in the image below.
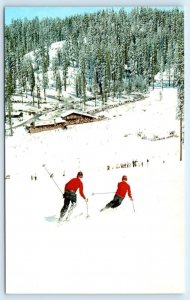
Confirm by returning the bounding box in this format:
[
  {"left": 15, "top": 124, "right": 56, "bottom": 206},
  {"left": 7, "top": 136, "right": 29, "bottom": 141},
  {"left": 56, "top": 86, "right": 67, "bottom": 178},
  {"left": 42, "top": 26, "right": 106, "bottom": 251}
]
[
  {"left": 115, "top": 181, "right": 132, "bottom": 199},
  {"left": 65, "top": 177, "right": 86, "bottom": 199}
]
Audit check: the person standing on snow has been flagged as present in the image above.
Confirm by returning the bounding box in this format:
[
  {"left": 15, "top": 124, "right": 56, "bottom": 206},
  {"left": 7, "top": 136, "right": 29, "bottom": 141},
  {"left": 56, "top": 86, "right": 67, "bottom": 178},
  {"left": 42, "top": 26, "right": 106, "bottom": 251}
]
[
  {"left": 59, "top": 171, "right": 88, "bottom": 221},
  {"left": 100, "top": 175, "right": 133, "bottom": 212}
]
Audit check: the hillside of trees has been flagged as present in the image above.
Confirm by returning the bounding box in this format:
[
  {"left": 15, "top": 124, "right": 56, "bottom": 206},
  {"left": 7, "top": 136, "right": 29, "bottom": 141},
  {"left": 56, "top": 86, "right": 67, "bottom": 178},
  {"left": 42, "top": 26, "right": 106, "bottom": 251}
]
[{"left": 4, "top": 7, "right": 184, "bottom": 122}]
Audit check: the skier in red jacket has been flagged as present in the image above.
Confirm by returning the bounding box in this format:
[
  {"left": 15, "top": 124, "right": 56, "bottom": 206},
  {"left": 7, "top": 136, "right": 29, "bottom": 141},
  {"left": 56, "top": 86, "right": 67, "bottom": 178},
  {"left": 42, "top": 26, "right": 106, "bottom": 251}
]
[
  {"left": 100, "top": 175, "right": 133, "bottom": 211},
  {"left": 59, "top": 171, "right": 88, "bottom": 221}
]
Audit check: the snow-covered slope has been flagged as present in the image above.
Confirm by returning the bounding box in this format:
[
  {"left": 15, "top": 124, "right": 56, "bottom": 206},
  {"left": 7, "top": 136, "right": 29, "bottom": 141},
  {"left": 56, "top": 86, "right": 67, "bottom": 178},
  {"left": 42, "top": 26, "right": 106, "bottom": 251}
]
[{"left": 5, "top": 87, "right": 184, "bottom": 294}]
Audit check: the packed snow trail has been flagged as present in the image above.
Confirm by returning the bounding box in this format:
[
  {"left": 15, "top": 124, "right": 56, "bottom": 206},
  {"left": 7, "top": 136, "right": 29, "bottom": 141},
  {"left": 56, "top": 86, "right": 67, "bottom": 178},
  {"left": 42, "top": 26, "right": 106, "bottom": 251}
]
[{"left": 6, "top": 161, "right": 184, "bottom": 293}]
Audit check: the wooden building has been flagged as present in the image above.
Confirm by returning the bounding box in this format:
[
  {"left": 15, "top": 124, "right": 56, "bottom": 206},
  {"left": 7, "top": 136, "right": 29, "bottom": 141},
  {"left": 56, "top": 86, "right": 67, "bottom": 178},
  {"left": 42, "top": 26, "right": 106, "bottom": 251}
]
[
  {"left": 26, "top": 118, "right": 67, "bottom": 133},
  {"left": 6, "top": 111, "right": 23, "bottom": 118},
  {"left": 61, "top": 110, "right": 97, "bottom": 125}
]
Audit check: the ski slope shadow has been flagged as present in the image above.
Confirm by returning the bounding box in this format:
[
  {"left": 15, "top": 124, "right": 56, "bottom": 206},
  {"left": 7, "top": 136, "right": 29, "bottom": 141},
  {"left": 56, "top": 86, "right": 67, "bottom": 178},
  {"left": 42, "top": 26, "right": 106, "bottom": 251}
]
[{"left": 45, "top": 215, "right": 58, "bottom": 222}]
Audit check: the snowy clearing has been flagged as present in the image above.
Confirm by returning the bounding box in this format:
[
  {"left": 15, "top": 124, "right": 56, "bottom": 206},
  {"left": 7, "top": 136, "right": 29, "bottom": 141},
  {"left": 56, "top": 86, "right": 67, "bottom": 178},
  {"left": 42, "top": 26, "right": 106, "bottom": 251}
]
[{"left": 5, "top": 87, "right": 184, "bottom": 293}]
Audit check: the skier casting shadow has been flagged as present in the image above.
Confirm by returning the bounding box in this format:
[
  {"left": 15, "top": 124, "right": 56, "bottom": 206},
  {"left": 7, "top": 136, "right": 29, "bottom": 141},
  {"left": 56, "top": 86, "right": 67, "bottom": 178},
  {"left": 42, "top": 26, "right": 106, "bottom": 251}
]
[
  {"left": 59, "top": 171, "right": 88, "bottom": 222},
  {"left": 100, "top": 175, "right": 133, "bottom": 212}
]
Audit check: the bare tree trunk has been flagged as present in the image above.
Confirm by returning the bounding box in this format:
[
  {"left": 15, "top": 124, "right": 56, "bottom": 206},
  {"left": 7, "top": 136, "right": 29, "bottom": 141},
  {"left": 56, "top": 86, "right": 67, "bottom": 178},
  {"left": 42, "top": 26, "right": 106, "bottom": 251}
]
[
  {"left": 44, "top": 88, "right": 46, "bottom": 101},
  {"left": 32, "top": 91, "right": 35, "bottom": 106}
]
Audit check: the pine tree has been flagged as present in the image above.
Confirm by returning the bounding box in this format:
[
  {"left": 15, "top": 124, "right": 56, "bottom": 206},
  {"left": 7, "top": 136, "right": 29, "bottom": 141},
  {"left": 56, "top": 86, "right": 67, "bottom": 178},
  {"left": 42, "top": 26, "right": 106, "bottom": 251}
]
[
  {"left": 61, "top": 45, "right": 69, "bottom": 91},
  {"left": 79, "top": 49, "right": 87, "bottom": 108},
  {"left": 27, "top": 60, "right": 36, "bottom": 105},
  {"left": 5, "top": 70, "right": 14, "bottom": 136}
]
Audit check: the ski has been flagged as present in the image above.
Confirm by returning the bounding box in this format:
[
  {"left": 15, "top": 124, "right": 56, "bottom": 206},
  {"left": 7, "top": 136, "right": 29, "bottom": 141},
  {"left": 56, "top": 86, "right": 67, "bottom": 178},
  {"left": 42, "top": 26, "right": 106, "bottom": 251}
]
[
  {"left": 57, "top": 217, "right": 69, "bottom": 226},
  {"left": 56, "top": 212, "right": 84, "bottom": 225}
]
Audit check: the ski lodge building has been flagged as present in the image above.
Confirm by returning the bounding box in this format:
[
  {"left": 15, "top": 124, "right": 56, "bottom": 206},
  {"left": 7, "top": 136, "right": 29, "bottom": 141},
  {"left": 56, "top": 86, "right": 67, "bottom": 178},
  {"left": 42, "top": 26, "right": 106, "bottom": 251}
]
[
  {"left": 26, "top": 110, "right": 102, "bottom": 133},
  {"left": 60, "top": 110, "right": 97, "bottom": 125},
  {"left": 26, "top": 117, "right": 67, "bottom": 133}
]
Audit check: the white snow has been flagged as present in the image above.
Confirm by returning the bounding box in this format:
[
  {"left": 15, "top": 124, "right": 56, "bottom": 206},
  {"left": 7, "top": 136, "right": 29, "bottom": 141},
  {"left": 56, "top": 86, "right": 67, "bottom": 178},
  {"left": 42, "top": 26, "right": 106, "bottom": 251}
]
[
  {"left": 5, "top": 87, "right": 184, "bottom": 294},
  {"left": 24, "top": 41, "right": 65, "bottom": 67}
]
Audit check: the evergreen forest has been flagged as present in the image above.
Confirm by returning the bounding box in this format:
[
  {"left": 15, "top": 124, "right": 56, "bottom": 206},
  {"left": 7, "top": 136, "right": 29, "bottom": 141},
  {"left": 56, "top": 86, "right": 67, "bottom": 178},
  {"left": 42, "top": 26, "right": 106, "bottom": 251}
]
[{"left": 4, "top": 7, "right": 184, "bottom": 118}]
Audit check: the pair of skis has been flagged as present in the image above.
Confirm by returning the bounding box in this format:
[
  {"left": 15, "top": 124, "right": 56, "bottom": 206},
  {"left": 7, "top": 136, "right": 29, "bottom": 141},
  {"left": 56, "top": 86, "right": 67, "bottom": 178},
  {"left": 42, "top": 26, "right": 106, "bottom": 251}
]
[
  {"left": 42, "top": 164, "right": 90, "bottom": 224},
  {"left": 58, "top": 203, "right": 90, "bottom": 225},
  {"left": 92, "top": 192, "right": 135, "bottom": 213}
]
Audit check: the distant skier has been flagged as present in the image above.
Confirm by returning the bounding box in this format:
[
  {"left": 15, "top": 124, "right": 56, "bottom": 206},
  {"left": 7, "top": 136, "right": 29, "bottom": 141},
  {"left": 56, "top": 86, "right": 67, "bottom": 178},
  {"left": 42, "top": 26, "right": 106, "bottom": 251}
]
[
  {"left": 100, "top": 175, "right": 133, "bottom": 212},
  {"left": 59, "top": 171, "right": 88, "bottom": 221}
]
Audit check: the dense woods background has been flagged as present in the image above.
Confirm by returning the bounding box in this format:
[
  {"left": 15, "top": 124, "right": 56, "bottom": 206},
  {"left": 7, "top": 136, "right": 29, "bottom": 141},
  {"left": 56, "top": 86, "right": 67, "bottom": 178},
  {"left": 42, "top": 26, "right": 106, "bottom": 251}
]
[{"left": 4, "top": 7, "right": 184, "bottom": 122}]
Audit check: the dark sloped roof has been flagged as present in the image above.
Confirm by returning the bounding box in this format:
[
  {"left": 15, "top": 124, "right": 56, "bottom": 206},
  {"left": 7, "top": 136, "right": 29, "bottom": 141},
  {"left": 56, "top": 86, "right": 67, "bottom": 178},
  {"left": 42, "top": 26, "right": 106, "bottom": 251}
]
[{"left": 61, "top": 110, "right": 96, "bottom": 119}]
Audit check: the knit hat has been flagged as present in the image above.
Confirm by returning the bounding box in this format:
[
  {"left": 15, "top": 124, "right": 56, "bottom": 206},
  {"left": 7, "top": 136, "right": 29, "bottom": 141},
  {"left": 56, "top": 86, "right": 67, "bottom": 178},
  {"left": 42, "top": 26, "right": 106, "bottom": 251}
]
[{"left": 77, "top": 171, "right": 83, "bottom": 178}]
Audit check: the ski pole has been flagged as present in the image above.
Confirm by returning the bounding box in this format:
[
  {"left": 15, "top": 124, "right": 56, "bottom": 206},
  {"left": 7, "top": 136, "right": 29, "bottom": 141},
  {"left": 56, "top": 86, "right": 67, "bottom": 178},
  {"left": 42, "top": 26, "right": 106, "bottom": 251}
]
[
  {"left": 91, "top": 192, "right": 115, "bottom": 196},
  {"left": 131, "top": 198, "right": 135, "bottom": 213},
  {"left": 42, "top": 164, "right": 63, "bottom": 195},
  {"left": 86, "top": 201, "right": 90, "bottom": 218}
]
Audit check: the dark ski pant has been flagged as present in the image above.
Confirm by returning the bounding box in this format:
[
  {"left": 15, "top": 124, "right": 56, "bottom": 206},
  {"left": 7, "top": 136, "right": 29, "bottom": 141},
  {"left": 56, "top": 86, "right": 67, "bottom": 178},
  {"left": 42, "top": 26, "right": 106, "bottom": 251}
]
[
  {"left": 104, "top": 194, "right": 124, "bottom": 210},
  {"left": 60, "top": 190, "right": 77, "bottom": 218}
]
